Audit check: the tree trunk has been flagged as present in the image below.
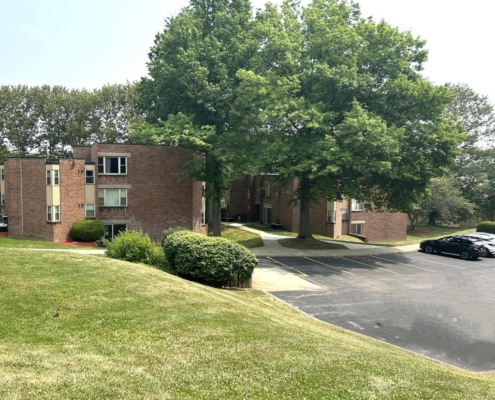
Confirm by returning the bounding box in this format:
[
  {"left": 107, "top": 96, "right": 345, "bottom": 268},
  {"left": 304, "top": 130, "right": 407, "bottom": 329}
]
[
  {"left": 212, "top": 197, "right": 222, "bottom": 237},
  {"left": 428, "top": 211, "right": 438, "bottom": 226},
  {"left": 408, "top": 213, "right": 418, "bottom": 231},
  {"left": 297, "top": 176, "right": 313, "bottom": 240},
  {"left": 206, "top": 197, "right": 213, "bottom": 226}
]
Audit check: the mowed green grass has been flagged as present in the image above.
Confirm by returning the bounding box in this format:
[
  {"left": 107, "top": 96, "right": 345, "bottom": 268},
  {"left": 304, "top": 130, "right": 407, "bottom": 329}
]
[
  {"left": 220, "top": 224, "right": 264, "bottom": 248},
  {"left": 0, "top": 236, "right": 81, "bottom": 249},
  {"left": 1, "top": 249, "right": 495, "bottom": 399}
]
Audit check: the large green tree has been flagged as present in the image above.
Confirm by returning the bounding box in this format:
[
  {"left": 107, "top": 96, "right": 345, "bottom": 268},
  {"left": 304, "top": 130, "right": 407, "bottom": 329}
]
[
  {"left": 136, "top": 0, "right": 258, "bottom": 236},
  {"left": 237, "top": 0, "right": 463, "bottom": 239}
]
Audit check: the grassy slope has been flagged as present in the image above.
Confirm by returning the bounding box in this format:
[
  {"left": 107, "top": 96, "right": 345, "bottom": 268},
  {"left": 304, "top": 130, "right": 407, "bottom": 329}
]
[
  {"left": 0, "top": 236, "right": 84, "bottom": 249},
  {"left": 1, "top": 249, "right": 495, "bottom": 399},
  {"left": 220, "top": 224, "right": 264, "bottom": 248}
]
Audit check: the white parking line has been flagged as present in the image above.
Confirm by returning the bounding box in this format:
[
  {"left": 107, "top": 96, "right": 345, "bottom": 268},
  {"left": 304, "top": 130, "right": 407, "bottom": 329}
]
[
  {"left": 305, "top": 257, "right": 356, "bottom": 276},
  {"left": 338, "top": 256, "right": 400, "bottom": 275},
  {"left": 406, "top": 255, "right": 466, "bottom": 270},
  {"left": 369, "top": 255, "right": 437, "bottom": 273},
  {"left": 267, "top": 256, "right": 308, "bottom": 276}
]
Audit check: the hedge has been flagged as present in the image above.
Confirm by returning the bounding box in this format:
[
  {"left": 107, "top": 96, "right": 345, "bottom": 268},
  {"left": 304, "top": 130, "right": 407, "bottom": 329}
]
[
  {"left": 70, "top": 219, "right": 105, "bottom": 242},
  {"left": 162, "top": 229, "right": 257, "bottom": 286},
  {"left": 106, "top": 230, "right": 166, "bottom": 267},
  {"left": 476, "top": 221, "right": 495, "bottom": 234}
]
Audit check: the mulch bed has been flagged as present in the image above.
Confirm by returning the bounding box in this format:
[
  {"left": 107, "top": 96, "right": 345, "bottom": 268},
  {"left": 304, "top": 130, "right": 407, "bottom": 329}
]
[
  {"left": 0, "top": 232, "right": 8, "bottom": 237},
  {"left": 407, "top": 229, "right": 430, "bottom": 234}
]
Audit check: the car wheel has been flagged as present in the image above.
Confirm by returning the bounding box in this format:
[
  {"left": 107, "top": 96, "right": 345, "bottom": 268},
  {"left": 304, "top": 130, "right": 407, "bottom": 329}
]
[
  {"left": 460, "top": 250, "right": 471, "bottom": 260},
  {"left": 424, "top": 244, "right": 434, "bottom": 254}
]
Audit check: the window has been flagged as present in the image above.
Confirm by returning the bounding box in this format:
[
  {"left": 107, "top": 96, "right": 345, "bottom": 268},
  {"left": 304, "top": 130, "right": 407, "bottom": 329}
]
[
  {"left": 327, "top": 210, "right": 336, "bottom": 223},
  {"left": 98, "top": 157, "right": 127, "bottom": 174},
  {"left": 247, "top": 189, "right": 250, "bottom": 200},
  {"left": 265, "top": 184, "right": 271, "bottom": 198},
  {"left": 351, "top": 199, "right": 363, "bottom": 211},
  {"left": 341, "top": 208, "right": 348, "bottom": 220},
  {"left": 263, "top": 206, "right": 272, "bottom": 225},
  {"left": 1, "top": 168, "right": 4, "bottom": 180},
  {"left": 201, "top": 212, "right": 206, "bottom": 225},
  {"left": 47, "top": 205, "right": 60, "bottom": 222},
  {"left": 85, "top": 170, "right": 94, "bottom": 184},
  {"left": 1, "top": 194, "right": 4, "bottom": 206},
  {"left": 85, "top": 204, "right": 95, "bottom": 218},
  {"left": 46, "top": 170, "right": 59, "bottom": 186},
  {"left": 104, "top": 224, "right": 127, "bottom": 241},
  {"left": 350, "top": 223, "right": 363, "bottom": 235},
  {"left": 98, "top": 189, "right": 127, "bottom": 207}
]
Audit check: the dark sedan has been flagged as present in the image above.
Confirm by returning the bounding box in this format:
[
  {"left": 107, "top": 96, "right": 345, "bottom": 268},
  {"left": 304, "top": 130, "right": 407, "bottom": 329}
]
[{"left": 419, "top": 235, "right": 487, "bottom": 260}]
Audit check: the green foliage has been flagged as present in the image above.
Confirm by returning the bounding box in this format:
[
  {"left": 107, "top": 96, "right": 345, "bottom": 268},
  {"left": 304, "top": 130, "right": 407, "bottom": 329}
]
[
  {"left": 70, "top": 219, "right": 104, "bottom": 242},
  {"left": 161, "top": 226, "right": 190, "bottom": 247},
  {"left": 163, "top": 230, "right": 257, "bottom": 286},
  {"left": 0, "top": 83, "right": 143, "bottom": 157},
  {"left": 476, "top": 221, "right": 495, "bottom": 234},
  {"left": 136, "top": 0, "right": 258, "bottom": 236},
  {"left": 105, "top": 230, "right": 165, "bottom": 267},
  {"left": 236, "top": 0, "right": 463, "bottom": 238}
]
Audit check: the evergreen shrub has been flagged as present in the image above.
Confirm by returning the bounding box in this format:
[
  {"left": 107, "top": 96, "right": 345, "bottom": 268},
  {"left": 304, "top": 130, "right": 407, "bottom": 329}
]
[
  {"left": 70, "top": 219, "right": 105, "bottom": 242},
  {"left": 476, "top": 221, "right": 495, "bottom": 234}
]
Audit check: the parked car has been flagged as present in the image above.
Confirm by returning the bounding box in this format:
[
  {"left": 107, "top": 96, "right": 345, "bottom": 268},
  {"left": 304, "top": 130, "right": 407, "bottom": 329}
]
[
  {"left": 0, "top": 214, "right": 7, "bottom": 232},
  {"left": 419, "top": 235, "right": 487, "bottom": 260},
  {"left": 458, "top": 233, "right": 495, "bottom": 257}
]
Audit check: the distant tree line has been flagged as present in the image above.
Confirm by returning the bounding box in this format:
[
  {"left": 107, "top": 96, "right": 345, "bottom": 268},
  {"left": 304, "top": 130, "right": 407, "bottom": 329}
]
[{"left": 0, "top": 83, "right": 143, "bottom": 159}]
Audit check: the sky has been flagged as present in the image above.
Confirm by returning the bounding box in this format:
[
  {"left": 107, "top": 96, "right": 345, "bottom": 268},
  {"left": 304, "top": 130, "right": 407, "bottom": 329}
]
[{"left": 1, "top": 0, "right": 494, "bottom": 103}]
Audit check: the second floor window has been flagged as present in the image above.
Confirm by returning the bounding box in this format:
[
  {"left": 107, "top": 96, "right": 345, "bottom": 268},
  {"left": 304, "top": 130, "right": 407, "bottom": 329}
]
[
  {"left": 341, "top": 208, "right": 348, "bottom": 220},
  {"left": 1, "top": 194, "right": 5, "bottom": 206},
  {"left": 85, "top": 204, "right": 95, "bottom": 218},
  {"left": 47, "top": 205, "right": 60, "bottom": 222},
  {"left": 98, "top": 189, "right": 127, "bottom": 207},
  {"left": 85, "top": 170, "right": 94, "bottom": 184},
  {"left": 1, "top": 168, "right": 4, "bottom": 180},
  {"left": 46, "top": 170, "right": 59, "bottom": 186},
  {"left": 98, "top": 157, "right": 127, "bottom": 174},
  {"left": 46, "top": 170, "right": 51, "bottom": 185}
]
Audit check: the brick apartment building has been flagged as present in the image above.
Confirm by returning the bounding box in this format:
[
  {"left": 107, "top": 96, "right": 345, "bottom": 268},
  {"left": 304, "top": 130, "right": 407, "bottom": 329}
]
[
  {"left": 225, "top": 174, "right": 407, "bottom": 242},
  {"left": 0, "top": 144, "right": 206, "bottom": 243}
]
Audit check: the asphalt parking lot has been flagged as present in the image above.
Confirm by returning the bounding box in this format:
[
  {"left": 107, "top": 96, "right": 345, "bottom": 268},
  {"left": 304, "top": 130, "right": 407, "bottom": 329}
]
[{"left": 259, "top": 251, "right": 495, "bottom": 371}]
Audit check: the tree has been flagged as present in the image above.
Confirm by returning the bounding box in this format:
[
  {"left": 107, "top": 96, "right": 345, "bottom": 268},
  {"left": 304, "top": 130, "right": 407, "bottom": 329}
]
[
  {"left": 408, "top": 175, "right": 474, "bottom": 230},
  {"left": 136, "top": 0, "right": 258, "bottom": 236},
  {"left": 237, "top": 0, "right": 463, "bottom": 239}
]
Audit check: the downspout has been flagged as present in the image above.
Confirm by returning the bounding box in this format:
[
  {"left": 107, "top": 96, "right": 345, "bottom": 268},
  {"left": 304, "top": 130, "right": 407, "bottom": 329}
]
[{"left": 20, "top": 158, "right": 24, "bottom": 235}]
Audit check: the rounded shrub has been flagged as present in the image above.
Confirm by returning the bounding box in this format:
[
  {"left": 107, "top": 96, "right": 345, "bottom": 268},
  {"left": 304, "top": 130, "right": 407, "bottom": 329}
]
[
  {"left": 476, "top": 221, "right": 495, "bottom": 234},
  {"left": 161, "top": 226, "right": 190, "bottom": 247},
  {"left": 163, "top": 230, "right": 257, "bottom": 286},
  {"left": 105, "top": 230, "right": 160, "bottom": 265},
  {"left": 70, "top": 219, "right": 105, "bottom": 242}
]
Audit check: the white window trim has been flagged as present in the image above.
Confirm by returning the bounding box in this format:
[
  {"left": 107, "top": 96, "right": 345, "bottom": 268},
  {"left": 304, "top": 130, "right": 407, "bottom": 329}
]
[
  {"left": 341, "top": 208, "right": 349, "bottom": 220},
  {"left": 46, "top": 170, "right": 59, "bottom": 186},
  {"left": 98, "top": 188, "right": 127, "bottom": 207},
  {"left": 46, "top": 170, "right": 51, "bottom": 186},
  {"left": 85, "top": 170, "right": 95, "bottom": 184},
  {"left": 85, "top": 204, "right": 95, "bottom": 218},
  {"left": 1, "top": 194, "right": 5, "bottom": 206},
  {"left": 47, "top": 205, "right": 60, "bottom": 222},
  {"left": 350, "top": 222, "right": 363, "bottom": 235},
  {"left": 265, "top": 184, "right": 271, "bottom": 198},
  {"left": 98, "top": 156, "right": 127, "bottom": 175},
  {"left": 351, "top": 199, "right": 363, "bottom": 211},
  {"left": 326, "top": 210, "right": 336, "bottom": 223},
  {"left": 1, "top": 168, "right": 4, "bottom": 180}
]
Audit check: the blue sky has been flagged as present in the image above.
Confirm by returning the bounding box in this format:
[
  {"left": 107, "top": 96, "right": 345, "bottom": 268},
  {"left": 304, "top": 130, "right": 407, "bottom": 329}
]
[{"left": 2, "top": 0, "right": 495, "bottom": 103}]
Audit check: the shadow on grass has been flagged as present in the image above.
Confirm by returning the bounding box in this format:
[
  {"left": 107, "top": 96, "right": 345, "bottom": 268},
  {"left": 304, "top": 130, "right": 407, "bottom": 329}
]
[{"left": 278, "top": 238, "right": 347, "bottom": 250}]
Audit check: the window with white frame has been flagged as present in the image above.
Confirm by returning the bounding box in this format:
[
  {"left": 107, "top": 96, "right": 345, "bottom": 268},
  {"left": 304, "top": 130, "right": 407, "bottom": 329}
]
[
  {"left": 85, "top": 170, "right": 94, "bottom": 184},
  {"left": 85, "top": 204, "right": 95, "bottom": 218},
  {"left": 201, "top": 212, "right": 206, "bottom": 225},
  {"left": 350, "top": 223, "right": 363, "bottom": 235},
  {"left": 341, "top": 208, "right": 348, "bottom": 220},
  {"left": 263, "top": 206, "right": 272, "bottom": 224},
  {"left": 351, "top": 199, "right": 363, "bottom": 211},
  {"left": 47, "top": 205, "right": 60, "bottom": 222},
  {"left": 1, "top": 194, "right": 5, "bottom": 206},
  {"left": 46, "top": 170, "right": 59, "bottom": 186},
  {"left": 98, "top": 189, "right": 127, "bottom": 207},
  {"left": 326, "top": 210, "right": 336, "bottom": 223},
  {"left": 98, "top": 157, "right": 127, "bottom": 174},
  {"left": 1, "top": 168, "right": 4, "bottom": 180}
]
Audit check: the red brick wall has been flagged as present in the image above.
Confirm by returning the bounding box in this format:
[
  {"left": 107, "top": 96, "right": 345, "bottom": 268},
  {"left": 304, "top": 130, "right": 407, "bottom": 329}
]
[
  {"left": 95, "top": 144, "right": 202, "bottom": 242},
  {"left": 5, "top": 158, "right": 53, "bottom": 241},
  {"left": 72, "top": 146, "right": 92, "bottom": 161},
  {"left": 347, "top": 207, "right": 407, "bottom": 242},
  {"left": 226, "top": 176, "right": 249, "bottom": 219},
  {"left": 53, "top": 160, "right": 86, "bottom": 242}
]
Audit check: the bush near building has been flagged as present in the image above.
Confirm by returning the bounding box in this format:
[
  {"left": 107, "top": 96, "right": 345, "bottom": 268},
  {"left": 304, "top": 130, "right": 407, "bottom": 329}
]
[
  {"left": 105, "top": 230, "right": 165, "bottom": 267},
  {"left": 162, "top": 228, "right": 257, "bottom": 287},
  {"left": 477, "top": 221, "right": 495, "bottom": 234},
  {"left": 70, "top": 220, "right": 105, "bottom": 242}
]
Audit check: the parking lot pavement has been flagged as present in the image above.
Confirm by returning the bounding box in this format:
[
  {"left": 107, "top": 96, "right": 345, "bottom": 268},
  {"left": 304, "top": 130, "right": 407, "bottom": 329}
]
[{"left": 261, "top": 251, "right": 495, "bottom": 372}]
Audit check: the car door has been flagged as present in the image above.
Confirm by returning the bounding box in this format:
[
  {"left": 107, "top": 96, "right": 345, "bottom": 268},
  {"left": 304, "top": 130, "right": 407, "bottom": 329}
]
[{"left": 436, "top": 237, "right": 455, "bottom": 253}]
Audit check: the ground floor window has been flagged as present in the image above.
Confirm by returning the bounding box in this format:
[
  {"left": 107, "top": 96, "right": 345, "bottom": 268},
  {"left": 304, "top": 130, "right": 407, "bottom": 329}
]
[
  {"left": 85, "top": 204, "right": 95, "bottom": 218},
  {"left": 47, "top": 205, "right": 60, "bottom": 222},
  {"left": 104, "top": 224, "right": 127, "bottom": 241},
  {"left": 341, "top": 208, "right": 348, "bottom": 220},
  {"left": 350, "top": 223, "right": 363, "bottom": 235},
  {"left": 263, "top": 206, "right": 272, "bottom": 225}
]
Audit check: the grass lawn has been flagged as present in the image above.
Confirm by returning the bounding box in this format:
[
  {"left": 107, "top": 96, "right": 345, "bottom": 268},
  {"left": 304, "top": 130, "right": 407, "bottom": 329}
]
[
  {"left": 373, "top": 225, "right": 477, "bottom": 246},
  {"left": 1, "top": 249, "right": 495, "bottom": 399},
  {"left": 220, "top": 223, "right": 264, "bottom": 248},
  {"left": 279, "top": 238, "right": 347, "bottom": 250},
  {"left": 0, "top": 236, "right": 84, "bottom": 249}
]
